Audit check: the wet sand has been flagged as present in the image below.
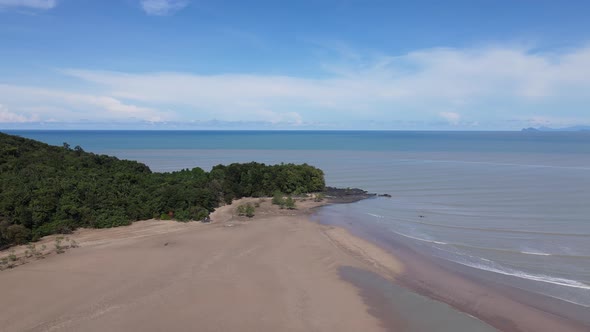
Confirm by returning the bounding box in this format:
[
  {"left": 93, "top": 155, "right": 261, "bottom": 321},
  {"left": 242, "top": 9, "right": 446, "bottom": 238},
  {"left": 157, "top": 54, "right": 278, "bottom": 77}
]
[{"left": 319, "top": 215, "right": 590, "bottom": 332}]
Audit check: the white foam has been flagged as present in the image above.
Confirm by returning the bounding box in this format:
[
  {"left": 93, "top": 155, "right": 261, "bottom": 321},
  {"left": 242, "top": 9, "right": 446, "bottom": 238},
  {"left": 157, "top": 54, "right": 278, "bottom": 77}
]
[
  {"left": 519, "top": 246, "right": 553, "bottom": 256},
  {"left": 390, "top": 229, "right": 448, "bottom": 245},
  {"left": 458, "top": 261, "right": 590, "bottom": 291},
  {"left": 521, "top": 251, "right": 552, "bottom": 256}
]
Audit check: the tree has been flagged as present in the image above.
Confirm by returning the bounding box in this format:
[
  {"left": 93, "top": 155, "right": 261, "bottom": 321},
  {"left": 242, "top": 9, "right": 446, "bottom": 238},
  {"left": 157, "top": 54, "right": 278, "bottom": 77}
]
[
  {"left": 74, "top": 145, "right": 84, "bottom": 156},
  {"left": 0, "top": 132, "right": 327, "bottom": 247}
]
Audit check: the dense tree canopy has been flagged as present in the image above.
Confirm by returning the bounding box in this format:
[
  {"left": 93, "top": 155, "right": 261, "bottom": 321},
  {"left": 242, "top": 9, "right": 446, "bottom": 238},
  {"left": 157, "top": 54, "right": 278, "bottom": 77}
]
[{"left": 0, "top": 132, "right": 325, "bottom": 248}]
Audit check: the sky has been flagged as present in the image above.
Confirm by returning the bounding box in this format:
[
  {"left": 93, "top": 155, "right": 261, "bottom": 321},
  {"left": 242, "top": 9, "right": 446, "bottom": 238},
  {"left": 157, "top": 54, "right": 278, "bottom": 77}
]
[{"left": 1, "top": 0, "right": 590, "bottom": 130}]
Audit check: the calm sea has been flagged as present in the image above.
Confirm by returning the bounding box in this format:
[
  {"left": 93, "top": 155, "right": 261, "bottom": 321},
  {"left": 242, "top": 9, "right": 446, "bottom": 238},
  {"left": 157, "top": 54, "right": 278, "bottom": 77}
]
[{"left": 7, "top": 130, "right": 590, "bottom": 310}]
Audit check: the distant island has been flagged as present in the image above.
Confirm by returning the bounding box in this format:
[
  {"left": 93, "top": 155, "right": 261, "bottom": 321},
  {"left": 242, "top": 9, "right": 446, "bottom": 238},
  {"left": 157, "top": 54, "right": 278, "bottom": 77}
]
[
  {"left": 521, "top": 125, "right": 590, "bottom": 132},
  {"left": 0, "top": 132, "right": 329, "bottom": 248}
]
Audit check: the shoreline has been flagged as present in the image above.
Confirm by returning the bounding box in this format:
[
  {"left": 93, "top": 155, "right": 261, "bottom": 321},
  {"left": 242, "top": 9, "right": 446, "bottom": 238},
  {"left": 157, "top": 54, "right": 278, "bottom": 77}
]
[
  {"left": 313, "top": 201, "right": 589, "bottom": 332},
  {"left": 1, "top": 195, "right": 585, "bottom": 331}
]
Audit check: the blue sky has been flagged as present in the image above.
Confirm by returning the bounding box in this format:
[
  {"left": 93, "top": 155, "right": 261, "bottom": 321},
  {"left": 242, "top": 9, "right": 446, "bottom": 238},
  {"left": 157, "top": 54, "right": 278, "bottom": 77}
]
[{"left": 1, "top": 0, "right": 590, "bottom": 130}]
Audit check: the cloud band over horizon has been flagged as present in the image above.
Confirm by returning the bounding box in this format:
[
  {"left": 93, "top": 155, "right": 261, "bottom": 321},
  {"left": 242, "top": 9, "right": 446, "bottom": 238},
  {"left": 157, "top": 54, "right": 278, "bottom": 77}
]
[{"left": 1, "top": 44, "right": 590, "bottom": 129}]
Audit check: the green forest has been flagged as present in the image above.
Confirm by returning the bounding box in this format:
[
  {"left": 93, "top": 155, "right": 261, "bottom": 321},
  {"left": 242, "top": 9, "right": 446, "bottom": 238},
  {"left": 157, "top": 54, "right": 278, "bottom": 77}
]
[{"left": 0, "top": 132, "right": 325, "bottom": 248}]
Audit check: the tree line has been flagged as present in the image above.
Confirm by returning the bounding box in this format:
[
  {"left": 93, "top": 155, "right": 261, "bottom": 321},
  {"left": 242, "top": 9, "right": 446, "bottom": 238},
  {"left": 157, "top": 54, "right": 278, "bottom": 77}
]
[{"left": 0, "top": 132, "right": 325, "bottom": 248}]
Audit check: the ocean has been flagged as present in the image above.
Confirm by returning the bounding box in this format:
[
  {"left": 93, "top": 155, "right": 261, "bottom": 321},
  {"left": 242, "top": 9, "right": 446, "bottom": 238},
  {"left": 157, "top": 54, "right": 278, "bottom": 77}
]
[{"left": 6, "top": 130, "right": 590, "bottom": 312}]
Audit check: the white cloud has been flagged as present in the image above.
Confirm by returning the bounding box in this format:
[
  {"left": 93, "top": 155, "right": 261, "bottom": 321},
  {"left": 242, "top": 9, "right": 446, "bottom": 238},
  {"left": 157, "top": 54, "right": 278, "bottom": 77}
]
[
  {"left": 58, "top": 45, "right": 590, "bottom": 127},
  {"left": 3, "top": 44, "right": 590, "bottom": 128},
  {"left": 140, "top": 0, "right": 189, "bottom": 16},
  {"left": 526, "top": 115, "right": 588, "bottom": 128},
  {"left": 0, "top": 104, "right": 39, "bottom": 123},
  {"left": 0, "top": 85, "right": 172, "bottom": 123},
  {"left": 0, "top": 0, "right": 57, "bottom": 9},
  {"left": 255, "top": 110, "right": 303, "bottom": 125},
  {"left": 439, "top": 112, "right": 461, "bottom": 125}
]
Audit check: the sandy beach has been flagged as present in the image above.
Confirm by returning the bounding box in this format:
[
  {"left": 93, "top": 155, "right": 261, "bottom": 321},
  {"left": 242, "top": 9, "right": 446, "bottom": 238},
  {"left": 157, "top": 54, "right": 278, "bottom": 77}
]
[
  {"left": 0, "top": 198, "right": 405, "bottom": 332},
  {"left": 1, "top": 197, "right": 586, "bottom": 332}
]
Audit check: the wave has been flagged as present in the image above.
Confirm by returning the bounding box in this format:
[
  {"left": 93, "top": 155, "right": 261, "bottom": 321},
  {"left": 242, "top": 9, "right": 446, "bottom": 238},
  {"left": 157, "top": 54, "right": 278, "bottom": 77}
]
[
  {"left": 459, "top": 261, "right": 590, "bottom": 307},
  {"left": 520, "top": 250, "right": 551, "bottom": 256},
  {"left": 441, "top": 225, "right": 590, "bottom": 238},
  {"left": 450, "top": 243, "right": 590, "bottom": 259},
  {"left": 424, "top": 244, "right": 590, "bottom": 292},
  {"left": 379, "top": 225, "right": 590, "bottom": 260},
  {"left": 386, "top": 216, "right": 590, "bottom": 238},
  {"left": 387, "top": 229, "right": 449, "bottom": 245},
  {"left": 390, "top": 228, "right": 590, "bottom": 301},
  {"left": 458, "top": 261, "right": 590, "bottom": 291},
  {"left": 420, "top": 245, "right": 590, "bottom": 306},
  {"left": 368, "top": 215, "right": 590, "bottom": 258},
  {"left": 385, "top": 228, "right": 590, "bottom": 258}
]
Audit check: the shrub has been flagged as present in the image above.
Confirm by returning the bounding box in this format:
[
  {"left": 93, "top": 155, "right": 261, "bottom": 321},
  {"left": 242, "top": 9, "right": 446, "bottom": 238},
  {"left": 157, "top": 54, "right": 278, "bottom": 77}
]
[
  {"left": 245, "top": 204, "right": 255, "bottom": 218},
  {"left": 27, "top": 243, "right": 37, "bottom": 256},
  {"left": 36, "top": 244, "right": 47, "bottom": 258},
  {"left": 272, "top": 191, "right": 285, "bottom": 206},
  {"left": 32, "top": 220, "right": 75, "bottom": 239},
  {"left": 8, "top": 249, "right": 17, "bottom": 262},
  {"left": 174, "top": 209, "right": 191, "bottom": 222},
  {"left": 189, "top": 207, "right": 209, "bottom": 220},
  {"left": 55, "top": 236, "right": 65, "bottom": 254},
  {"left": 88, "top": 209, "right": 132, "bottom": 228},
  {"left": 4, "top": 224, "right": 31, "bottom": 245},
  {"left": 237, "top": 204, "right": 247, "bottom": 216},
  {"left": 285, "top": 196, "right": 296, "bottom": 210},
  {"left": 237, "top": 203, "right": 255, "bottom": 217},
  {"left": 314, "top": 193, "right": 325, "bottom": 202}
]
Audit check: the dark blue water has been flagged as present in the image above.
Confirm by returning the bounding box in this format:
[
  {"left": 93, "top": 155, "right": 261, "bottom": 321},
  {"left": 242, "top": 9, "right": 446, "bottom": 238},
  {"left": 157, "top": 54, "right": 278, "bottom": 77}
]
[{"left": 6, "top": 130, "right": 590, "bottom": 308}]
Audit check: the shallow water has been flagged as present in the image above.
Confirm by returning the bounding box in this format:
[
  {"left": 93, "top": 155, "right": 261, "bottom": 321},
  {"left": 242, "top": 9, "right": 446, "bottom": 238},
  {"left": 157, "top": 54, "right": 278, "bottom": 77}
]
[
  {"left": 7, "top": 130, "right": 590, "bottom": 310},
  {"left": 338, "top": 266, "right": 496, "bottom": 331}
]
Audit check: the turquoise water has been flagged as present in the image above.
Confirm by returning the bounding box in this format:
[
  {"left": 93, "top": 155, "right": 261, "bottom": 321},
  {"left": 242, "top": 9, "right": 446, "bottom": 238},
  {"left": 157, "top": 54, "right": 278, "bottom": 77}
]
[{"left": 6, "top": 130, "right": 590, "bottom": 310}]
